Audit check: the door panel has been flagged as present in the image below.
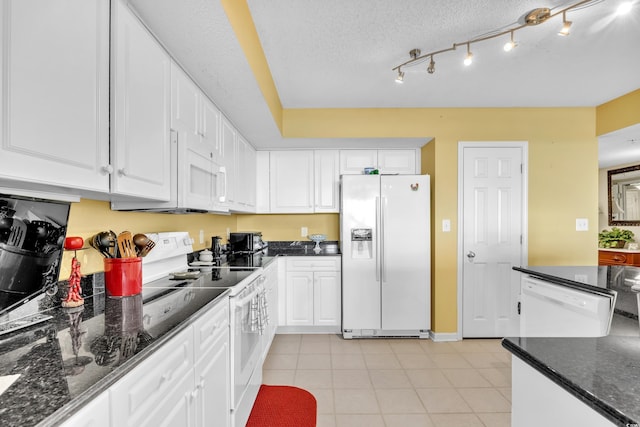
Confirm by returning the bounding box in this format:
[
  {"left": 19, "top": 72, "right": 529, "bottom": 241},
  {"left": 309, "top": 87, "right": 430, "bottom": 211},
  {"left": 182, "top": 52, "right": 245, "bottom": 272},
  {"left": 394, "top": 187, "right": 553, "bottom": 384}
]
[
  {"left": 462, "top": 146, "right": 523, "bottom": 337},
  {"left": 381, "top": 175, "right": 430, "bottom": 331}
]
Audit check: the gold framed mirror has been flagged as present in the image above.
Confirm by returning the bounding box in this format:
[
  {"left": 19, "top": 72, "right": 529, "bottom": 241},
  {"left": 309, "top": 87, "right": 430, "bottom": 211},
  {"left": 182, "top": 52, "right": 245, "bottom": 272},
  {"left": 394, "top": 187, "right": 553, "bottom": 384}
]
[{"left": 608, "top": 164, "right": 640, "bottom": 226}]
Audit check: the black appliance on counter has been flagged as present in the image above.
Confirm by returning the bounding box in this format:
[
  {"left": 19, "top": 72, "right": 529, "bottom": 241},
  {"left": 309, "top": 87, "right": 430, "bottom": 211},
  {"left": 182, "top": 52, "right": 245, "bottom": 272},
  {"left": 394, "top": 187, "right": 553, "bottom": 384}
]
[
  {"left": 228, "top": 232, "right": 265, "bottom": 254},
  {"left": 227, "top": 231, "right": 266, "bottom": 270},
  {"left": 0, "top": 194, "right": 70, "bottom": 316}
]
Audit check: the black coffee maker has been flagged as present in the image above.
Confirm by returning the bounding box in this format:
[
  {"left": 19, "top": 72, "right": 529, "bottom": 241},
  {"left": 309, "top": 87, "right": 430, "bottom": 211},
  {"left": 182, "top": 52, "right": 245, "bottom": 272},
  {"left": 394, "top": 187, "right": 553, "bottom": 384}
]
[{"left": 211, "top": 236, "right": 223, "bottom": 261}]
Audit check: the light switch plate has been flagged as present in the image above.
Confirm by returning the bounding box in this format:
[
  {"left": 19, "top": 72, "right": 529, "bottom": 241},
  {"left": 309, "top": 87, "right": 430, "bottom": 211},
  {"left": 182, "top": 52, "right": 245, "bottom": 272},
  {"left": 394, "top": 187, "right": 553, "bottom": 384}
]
[
  {"left": 576, "top": 218, "right": 588, "bottom": 231},
  {"left": 442, "top": 219, "right": 451, "bottom": 232}
]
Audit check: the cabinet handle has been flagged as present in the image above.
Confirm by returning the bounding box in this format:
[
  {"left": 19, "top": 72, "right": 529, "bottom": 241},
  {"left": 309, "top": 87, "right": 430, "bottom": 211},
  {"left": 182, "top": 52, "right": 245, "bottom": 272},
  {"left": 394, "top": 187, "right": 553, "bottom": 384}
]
[
  {"left": 118, "top": 168, "right": 127, "bottom": 177},
  {"left": 101, "top": 165, "right": 114, "bottom": 174},
  {"left": 161, "top": 371, "right": 173, "bottom": 383}
]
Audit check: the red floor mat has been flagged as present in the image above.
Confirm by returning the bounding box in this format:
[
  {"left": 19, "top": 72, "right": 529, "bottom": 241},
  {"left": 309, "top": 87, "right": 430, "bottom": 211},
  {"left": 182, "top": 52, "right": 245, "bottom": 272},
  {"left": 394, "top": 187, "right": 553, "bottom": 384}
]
[{"left": 246, "top": 385, "right": 317, "bottom": 427}]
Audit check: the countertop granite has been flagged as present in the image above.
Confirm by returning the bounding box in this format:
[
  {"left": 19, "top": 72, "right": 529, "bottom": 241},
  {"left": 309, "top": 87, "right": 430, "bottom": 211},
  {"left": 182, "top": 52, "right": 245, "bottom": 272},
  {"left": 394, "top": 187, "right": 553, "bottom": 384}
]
[
  {"left": 0, "top": 274, "right": 235, "bottom": 426},
  {"left": 265, "top": 240, "right": 341, "bottom": 256},
  {"left": 0, "top": 249, "right": 331, "bottom": 426},
  {"left": 505, "top": 265, "right": 640, "bottom": 426}
]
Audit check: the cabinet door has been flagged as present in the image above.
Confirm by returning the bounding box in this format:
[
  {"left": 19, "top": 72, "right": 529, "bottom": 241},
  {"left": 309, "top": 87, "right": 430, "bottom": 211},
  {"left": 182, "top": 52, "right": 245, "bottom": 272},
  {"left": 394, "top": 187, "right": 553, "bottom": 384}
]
[
  {"left": 201, "top": 97, "right": 221, "bottom": 161},
  {"left": 255, "top": 151, "right": 270, "bottom": 213},
  {"left": 236, "top": 135, "right": 256, "bottom": 211},
  {"left": 220, "top": 116, "right": 236, "bottom": 207},
  {"left": 314, "top": 271, "right": 341, "bottom": 326},
  {"left": 314, "top": 150, "right": 340, "bottom": 212},
  {"left": 285, "top": 271, "right": 314, "bottom": 326},
  {"left": 339, "top": 150, "right": 377, "bottom": 175},
  {"left": 195, "top": 331, "right": 230, "bottom": 427},
  {"left": 111, "top": 0, "right": 171, "bottom": 200},
  {"left": 378, "top": 149, "right": 416, "bottom": 174},
  {"left": 0, "top": 0, "right": 109, "bottom": 193},
  {"left": 270, "top": 151, "right": 314, "bottom": 213},
  {"left": 143, "top": 373, "right": 195, "bottom": 427},
  {"left": 60, "top": 390, "right": 110, "bottom": 427}
]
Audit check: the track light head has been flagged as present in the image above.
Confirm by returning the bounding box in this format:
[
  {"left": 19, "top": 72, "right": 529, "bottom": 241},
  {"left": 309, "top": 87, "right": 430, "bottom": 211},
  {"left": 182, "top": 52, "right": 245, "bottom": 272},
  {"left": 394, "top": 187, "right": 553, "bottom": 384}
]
[
  {"left": 395, "top": 69, "right": 404, "bottom": 83},
  {"left": 427, "top": 57, "right": 436, "bottom": 74},
  {"left": 558, "top": 11, "right": 572, "bottom": 36},
  {"left": 464, "top": 44, "right": 473, "bottom": 66},
  {"left": 503, "top": 31, "right": 516, "bottom": 52}
]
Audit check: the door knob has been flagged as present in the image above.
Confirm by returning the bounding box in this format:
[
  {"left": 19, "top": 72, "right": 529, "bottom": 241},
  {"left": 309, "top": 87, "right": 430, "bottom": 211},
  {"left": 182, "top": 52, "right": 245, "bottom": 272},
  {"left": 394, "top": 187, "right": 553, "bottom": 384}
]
[{"left": 467, "top": 251, "right": 476, "bottom": 260}]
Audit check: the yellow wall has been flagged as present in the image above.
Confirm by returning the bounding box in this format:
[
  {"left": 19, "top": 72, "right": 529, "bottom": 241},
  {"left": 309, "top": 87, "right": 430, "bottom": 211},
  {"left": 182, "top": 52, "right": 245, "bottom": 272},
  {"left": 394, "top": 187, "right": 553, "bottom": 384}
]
[
  {"left": 282, "top": 107, "right": 599, "bottom": 332},
  {"left": 237, "top": 213, "right": 339, "bottom": 242},
  {"left": 596, "top": 88, "right": 640, "bottom": 136}
]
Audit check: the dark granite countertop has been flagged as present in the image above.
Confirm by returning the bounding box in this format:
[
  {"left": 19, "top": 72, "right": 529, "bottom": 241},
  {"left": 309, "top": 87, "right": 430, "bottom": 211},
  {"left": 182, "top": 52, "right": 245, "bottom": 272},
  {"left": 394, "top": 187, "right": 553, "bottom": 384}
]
[
  {"left": 504, "top": 266, "right": 640, "bottom": 427},
  {"left": 0, "top": 278, "right": 231, "bottom": 427},
  {"left": 265, "top": 240, "right": 341, "bottom": 256}
]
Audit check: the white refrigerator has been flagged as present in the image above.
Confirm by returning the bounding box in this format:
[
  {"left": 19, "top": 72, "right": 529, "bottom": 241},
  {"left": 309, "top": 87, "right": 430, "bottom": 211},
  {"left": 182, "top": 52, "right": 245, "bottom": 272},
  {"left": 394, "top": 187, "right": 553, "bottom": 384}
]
[{"left": 341, "top": 174, "right": 431, "bottom": 339}]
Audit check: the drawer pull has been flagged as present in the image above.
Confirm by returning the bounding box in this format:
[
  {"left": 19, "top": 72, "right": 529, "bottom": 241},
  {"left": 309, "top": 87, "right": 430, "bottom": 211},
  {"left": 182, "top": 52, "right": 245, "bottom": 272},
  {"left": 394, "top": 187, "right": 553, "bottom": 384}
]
[{"left": 161, "top": 371, "right": 173, "bottom": 383}]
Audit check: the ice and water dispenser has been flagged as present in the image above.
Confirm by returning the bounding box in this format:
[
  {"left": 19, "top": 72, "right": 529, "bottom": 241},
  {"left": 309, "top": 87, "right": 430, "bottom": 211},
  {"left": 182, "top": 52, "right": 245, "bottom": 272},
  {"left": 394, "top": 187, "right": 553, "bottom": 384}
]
[{"left": 350, "top": 228, "right": 372, "bottom": 259}]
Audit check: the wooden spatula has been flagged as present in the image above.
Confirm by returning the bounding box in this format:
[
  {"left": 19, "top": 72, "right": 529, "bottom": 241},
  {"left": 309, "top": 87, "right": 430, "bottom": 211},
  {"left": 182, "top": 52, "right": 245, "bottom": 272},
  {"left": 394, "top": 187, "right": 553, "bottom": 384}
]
[{"left": 117, "top": 231, "right": 136, "bottom": 258}]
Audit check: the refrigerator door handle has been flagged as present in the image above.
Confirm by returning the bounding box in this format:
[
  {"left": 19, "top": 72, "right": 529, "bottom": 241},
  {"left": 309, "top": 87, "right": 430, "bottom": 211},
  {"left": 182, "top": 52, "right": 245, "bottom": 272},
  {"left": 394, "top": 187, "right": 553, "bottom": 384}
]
[
  {"left": 380, "top": 196, "right": 386, "bottom": 282},
  {"left": 375, "top": 196, "right": 381, "bottom": 282}
]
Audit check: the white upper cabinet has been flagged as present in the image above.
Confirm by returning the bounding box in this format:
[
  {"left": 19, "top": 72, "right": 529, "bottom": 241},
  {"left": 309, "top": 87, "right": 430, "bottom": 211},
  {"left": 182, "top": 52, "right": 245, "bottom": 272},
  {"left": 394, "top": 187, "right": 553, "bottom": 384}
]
[
  {"left": 378, "top": 149, "right": 417, "bottom": 174},
  {"left": 171, "top": 63, "right": 226, "bottom": 212},
  {"left": 269, "top": 151, "right": 315, "bottom": 213},
  {"left": 314, "top": 150, "right": 340, "bottom": 213},
  {"left": 110, "top": 0, "right": 172, "bottom": 201},
  {"left": 236, "top": 135, "right": 256, "bottom": 211},
  {"left": 0, "top": 0, "right": 110, "bottom": 193},
  {"left": 339, "top": 150, "right": 378, "bottom": 175},
  {"left": 340, "top": 149, "right": 418, "bottom": 175},
  {"left": 220, "top": 116, "right": 237, "bottom": 207}
]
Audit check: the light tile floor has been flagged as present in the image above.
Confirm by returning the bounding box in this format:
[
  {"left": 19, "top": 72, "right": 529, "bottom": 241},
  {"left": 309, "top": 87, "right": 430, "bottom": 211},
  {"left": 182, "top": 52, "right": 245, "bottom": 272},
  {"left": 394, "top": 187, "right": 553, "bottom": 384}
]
[{"left": 262, "top": 334, "right": 512, "bottom": 427}]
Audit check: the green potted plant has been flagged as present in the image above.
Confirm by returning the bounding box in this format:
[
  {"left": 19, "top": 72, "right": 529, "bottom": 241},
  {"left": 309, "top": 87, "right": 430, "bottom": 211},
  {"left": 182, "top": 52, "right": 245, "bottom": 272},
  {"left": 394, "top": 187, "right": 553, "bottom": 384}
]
[{"left": 598, "top": 227, "right": 635, "bottom": 248}]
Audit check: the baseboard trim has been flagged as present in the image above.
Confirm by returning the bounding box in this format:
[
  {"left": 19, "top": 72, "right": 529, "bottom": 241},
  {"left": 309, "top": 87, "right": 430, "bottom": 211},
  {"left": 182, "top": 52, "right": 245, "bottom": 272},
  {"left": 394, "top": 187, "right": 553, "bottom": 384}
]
[{"left": 429, "top": 331, "right": 461, "bottom": 342}]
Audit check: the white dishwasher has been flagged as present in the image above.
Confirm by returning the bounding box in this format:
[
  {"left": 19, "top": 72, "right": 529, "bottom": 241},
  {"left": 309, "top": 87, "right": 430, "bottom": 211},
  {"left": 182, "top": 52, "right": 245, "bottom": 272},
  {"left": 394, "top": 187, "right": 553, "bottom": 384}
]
[{"left": 520, "top": 276, "right": 616, "bottom": 337}]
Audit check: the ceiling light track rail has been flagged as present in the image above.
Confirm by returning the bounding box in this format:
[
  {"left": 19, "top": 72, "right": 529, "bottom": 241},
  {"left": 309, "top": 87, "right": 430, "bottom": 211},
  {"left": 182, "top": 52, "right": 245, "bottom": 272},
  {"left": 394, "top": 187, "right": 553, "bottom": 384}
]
[{"left": 392, "top": 0, "right": 601, "bottom": 80}]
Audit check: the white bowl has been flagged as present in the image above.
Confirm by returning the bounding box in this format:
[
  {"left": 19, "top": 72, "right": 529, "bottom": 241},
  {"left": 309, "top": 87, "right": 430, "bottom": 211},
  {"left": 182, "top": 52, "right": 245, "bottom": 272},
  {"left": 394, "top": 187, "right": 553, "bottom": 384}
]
[{"left": 308, "top": 234, "right": 327, "bottom": 243}]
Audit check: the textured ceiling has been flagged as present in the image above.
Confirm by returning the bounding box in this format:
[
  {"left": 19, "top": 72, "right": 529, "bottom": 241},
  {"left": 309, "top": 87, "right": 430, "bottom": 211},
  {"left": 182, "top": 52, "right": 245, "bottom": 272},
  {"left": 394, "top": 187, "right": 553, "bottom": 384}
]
[{"left": 128, "top": 0, "right": 640, "bottom": 162}]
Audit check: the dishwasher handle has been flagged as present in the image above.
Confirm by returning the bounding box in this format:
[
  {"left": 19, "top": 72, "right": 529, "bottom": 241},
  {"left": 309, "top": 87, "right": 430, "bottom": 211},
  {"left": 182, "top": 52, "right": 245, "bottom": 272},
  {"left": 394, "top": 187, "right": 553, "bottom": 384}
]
[{"left": 522, "top": 281, "right": 599, "bottom": 313}]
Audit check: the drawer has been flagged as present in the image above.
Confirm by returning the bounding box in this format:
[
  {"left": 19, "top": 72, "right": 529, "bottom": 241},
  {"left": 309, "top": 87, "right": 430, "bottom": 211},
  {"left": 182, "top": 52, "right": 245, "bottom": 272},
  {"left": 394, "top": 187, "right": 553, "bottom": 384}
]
[
  {"left": 110, "top": 326, "right": 194, "bottom": 427},
  {"left": 285, "top": 256, "right": 340, "bottom": 271},
  {"left": 598, "top": 250, "right": 640, "bottom": 266},
  {"left": 193, "top": 297, "right": 229, "bottom": 362}
]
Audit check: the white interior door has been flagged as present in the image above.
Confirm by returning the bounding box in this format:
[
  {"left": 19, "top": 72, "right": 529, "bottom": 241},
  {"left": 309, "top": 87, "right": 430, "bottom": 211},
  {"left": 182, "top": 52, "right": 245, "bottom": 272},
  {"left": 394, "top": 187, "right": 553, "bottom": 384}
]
[{"left": 460, "top": 144, "right": 526, "bottom": 337}]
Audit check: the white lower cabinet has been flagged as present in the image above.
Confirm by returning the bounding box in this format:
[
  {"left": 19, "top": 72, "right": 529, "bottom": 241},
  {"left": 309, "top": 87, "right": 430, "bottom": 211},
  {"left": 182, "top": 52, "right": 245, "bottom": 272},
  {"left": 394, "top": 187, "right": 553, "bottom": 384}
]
[
  {"left": 262, "top": 261, "right": 279, "bottom": 358},
  {"left": 109, "top": 326, "right": 195, "bottom": 427},
  {"left": 512, "top": 356, "right": 615, "bottom": 427},
  {"left": 60, "top": 296, "right": 231, "bottom": 427},
  {"left": 194, "top": 331, "right": 230, "bottom": 427},
  {"left": 282, "top": 257, "right": 341, "bottom": 333},
  {"left": 60, "top": 391, "right": 110, "bottom": 427}
]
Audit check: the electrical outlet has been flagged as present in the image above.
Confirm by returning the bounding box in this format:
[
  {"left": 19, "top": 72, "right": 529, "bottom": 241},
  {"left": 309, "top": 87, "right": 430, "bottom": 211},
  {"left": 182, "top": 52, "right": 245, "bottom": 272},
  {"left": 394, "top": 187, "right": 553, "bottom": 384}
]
[
  {"left": 301, "top": 227, "right": 308, "bottom": 237},
  {"left": 226, "top": 228, "right": 230, "bottom": 239},
  {"left": 199, "top": 229, "right": 204, "bottom": 244},
  {"left": 442, "top": 219, "right": 451, "bottom": 232},
  {"left": 576, "top": 218, "right": 588, "bottom": 231}
]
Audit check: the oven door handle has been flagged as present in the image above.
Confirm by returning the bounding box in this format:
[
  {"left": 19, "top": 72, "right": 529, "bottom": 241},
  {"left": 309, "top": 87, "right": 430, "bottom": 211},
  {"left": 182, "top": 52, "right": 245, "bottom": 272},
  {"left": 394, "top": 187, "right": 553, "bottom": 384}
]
[{"left": 234, "top": 285, "right": 264, "bottom": 308}]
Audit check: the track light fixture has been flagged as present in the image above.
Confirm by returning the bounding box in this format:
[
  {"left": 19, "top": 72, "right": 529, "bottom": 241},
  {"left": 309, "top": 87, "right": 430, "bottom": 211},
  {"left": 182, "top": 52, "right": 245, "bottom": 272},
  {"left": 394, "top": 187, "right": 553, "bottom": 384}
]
[{"left": 392, "top": 0, "right": 614, "bottom": 81}]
